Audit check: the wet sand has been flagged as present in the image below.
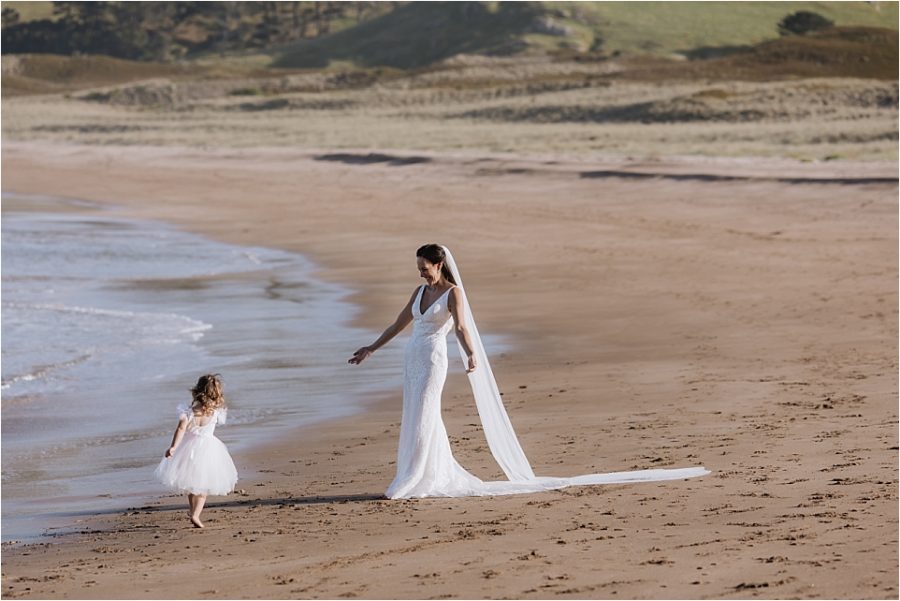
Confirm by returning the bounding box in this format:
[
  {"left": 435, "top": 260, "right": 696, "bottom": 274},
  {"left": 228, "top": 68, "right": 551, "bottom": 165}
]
[{"left": 1, "top": 141, "right": 897, "bottom": 599}]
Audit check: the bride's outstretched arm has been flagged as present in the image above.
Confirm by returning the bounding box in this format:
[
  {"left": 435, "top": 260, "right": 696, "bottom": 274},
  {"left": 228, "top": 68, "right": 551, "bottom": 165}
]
[
  {"left": 348, "top": 288, "right": 418, "bottom": 365},
  {"left": 448, "top": 287, "right": 477, "bottom": 373}
]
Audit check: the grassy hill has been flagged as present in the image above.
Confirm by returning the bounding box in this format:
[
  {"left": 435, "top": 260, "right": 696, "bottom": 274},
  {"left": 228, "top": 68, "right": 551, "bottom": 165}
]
[
  {"left": 2, "top": 1, "right": 55, "bottom": 23},
  {"left": 3, "top": 1, "right": 895, "bottom": 96},
  {"left": 271, "top": 2, "right": 542, "bottom": 69},
  {"left": 620, "top": 26, "right": 899, "bottom": 81},
  {"left": 273, "top": 0, "right": 899, "bottom": 68},
  {"left": 544, "top": 1, "right": 900, "bottom": 56},
  {"left": 4, "top": 1, "right": 897, "bottom": 72}
]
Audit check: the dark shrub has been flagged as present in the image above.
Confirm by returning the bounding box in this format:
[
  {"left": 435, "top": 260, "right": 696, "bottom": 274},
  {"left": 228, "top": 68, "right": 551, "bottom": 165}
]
[{"left": 778, "top": 11, "right": 835, "bottom": 36}]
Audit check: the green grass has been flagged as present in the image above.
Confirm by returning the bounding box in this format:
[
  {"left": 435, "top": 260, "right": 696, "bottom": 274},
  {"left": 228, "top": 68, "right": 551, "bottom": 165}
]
[
  {"left": 546, "top": 1, "right": 899, "bottom": 57},
  {"left": 2, "top": 1, "right": 55, "bottom": 23},
  {"left": 5, "top": 1, "right": 897, "bottom": 72},
  {"left": 272, "top": 1, "right": 899, "bottom": 68},
  {"left": 272, "top": 1, "right": 542, "bottom": 69}
]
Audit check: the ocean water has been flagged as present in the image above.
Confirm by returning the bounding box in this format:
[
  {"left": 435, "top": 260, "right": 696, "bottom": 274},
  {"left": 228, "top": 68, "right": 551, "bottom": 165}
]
[{"left": 2, "top": 196, "right": 425, "bottom": 543}]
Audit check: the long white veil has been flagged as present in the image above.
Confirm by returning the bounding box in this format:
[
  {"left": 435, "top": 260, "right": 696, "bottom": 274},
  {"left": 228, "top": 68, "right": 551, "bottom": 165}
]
[
  {"left": 441, "top": 246, "right": 709, "bottom": 486},
  {"left": 441, "top": 247, "right": 535, "bottom": 481}
]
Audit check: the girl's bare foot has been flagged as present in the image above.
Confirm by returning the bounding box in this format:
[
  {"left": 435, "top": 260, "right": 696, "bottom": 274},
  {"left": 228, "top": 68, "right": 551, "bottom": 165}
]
[{"left": 190, "top": 516, "right": 204, "bottom": 528}]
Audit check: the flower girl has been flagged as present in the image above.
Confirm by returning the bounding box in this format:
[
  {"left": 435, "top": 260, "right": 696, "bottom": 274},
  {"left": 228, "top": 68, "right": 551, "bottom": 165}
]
[{"left": 155, "top": 374, "right": 238, "bottom": 528}]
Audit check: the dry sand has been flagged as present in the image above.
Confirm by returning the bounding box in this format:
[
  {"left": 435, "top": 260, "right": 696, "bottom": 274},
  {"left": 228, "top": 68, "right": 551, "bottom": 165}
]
[{"left": 1, "top": 141, "right": 897, "bottom": 599}]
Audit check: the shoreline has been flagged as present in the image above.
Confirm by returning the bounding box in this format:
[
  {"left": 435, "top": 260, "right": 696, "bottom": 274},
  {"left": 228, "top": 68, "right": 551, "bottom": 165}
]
[
  {"left": 2, "top": 141, "right": 896, "bottom": 599},
  {"left": 0, "top": 187, "right": 522, "bottom": 545},
  {"left": 1, "top": 195, "right": 410, "bottom": 546}
]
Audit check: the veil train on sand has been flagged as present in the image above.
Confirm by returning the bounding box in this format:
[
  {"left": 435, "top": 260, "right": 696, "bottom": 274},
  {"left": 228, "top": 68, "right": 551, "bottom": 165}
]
[{"left": 440, "top": 246, "right": 710, "bottom": 489}]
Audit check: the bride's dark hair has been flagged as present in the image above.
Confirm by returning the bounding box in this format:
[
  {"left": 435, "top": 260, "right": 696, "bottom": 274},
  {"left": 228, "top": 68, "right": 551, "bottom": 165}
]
[{"left": 416, "top": 244, "right": 456, "bottom": 285}]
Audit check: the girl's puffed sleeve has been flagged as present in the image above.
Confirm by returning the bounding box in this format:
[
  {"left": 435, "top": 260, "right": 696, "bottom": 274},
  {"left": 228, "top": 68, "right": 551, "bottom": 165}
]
[{"left": 217, "top": 408, "right": 228, "bottom": 425}]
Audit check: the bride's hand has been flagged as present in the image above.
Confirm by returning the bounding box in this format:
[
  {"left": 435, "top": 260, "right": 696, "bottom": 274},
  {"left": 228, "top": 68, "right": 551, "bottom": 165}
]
[
  {"left": 349, "top": 347, "right": 373, "bottom": 365},
  {"left": 466, "top": 355, "right": 477, "bottom": 373}
]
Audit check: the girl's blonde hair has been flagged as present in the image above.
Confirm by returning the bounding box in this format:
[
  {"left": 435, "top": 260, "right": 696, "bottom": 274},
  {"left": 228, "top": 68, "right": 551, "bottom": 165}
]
[{"left": 190, "top": 373, "right": 225, "bottom": 416}]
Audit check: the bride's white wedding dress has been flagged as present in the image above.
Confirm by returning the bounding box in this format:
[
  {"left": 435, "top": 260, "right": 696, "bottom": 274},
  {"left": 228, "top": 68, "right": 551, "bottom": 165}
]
[{"left": 385, "top": 249, "right": 709, "bottom": 499}]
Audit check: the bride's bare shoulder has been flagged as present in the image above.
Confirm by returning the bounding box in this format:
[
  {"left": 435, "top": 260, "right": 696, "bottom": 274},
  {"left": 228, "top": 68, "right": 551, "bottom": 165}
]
[{"left": 448, "top": 285, "right": 463, "bottom": 304}]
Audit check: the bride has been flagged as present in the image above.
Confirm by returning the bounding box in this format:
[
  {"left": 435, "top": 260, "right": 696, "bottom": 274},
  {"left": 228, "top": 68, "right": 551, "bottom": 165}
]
[{"left": 348, "top": 244, "right": 708, "bottom": 499}]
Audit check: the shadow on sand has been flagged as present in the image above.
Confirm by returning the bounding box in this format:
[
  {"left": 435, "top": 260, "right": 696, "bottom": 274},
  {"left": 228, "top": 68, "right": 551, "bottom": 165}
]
[{"left": 34, "top": 493, "right": 388, "bottom": 541}]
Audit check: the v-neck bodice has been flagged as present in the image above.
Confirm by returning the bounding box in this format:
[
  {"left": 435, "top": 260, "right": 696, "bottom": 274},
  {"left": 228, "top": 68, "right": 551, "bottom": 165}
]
[
  {"left": 411, "top": 285, "right": 454, "bottom": 339},
  {"left": 417, "top": 285, "right": 453, "bottom": 315}
]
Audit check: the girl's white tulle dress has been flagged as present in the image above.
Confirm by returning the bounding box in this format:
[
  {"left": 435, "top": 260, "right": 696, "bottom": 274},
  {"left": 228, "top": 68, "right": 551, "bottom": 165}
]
[{"left": 154, "top": 406, "right": 238, "bottom": 496}]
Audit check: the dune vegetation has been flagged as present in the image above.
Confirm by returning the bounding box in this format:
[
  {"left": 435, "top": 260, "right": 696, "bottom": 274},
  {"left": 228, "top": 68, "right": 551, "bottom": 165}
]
[{"left": 2, "top": 2, "right": 897, "bottom": 161}]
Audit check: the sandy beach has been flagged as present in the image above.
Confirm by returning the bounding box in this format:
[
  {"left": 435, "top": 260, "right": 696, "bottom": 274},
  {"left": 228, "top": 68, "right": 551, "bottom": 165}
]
[{"left": 1, "top": 141, "right": 897, "bottom": 599}]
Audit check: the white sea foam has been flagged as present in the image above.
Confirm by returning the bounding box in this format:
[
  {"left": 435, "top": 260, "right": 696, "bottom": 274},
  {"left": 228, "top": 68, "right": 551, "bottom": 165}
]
[
  {"left": 1, "top": 353, "right": 93, "bottom": 391},
  {"left": 2, "top": 300, "right": 213, "bottom": 396},
  {"left": 1, "top": 201, "right": 507, "bottom": 544},
  {"left": 0, "top": 205, "right": 406, "bottom": 543}
]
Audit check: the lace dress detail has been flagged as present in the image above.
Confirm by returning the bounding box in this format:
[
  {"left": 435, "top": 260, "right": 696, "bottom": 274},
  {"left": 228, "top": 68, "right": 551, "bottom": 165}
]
[
  {"left": 385, "top": 282, "right": 710, "bottom": 499},
  {"left": 386, "top": 285, "right": 483, "bottom": 498}
]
